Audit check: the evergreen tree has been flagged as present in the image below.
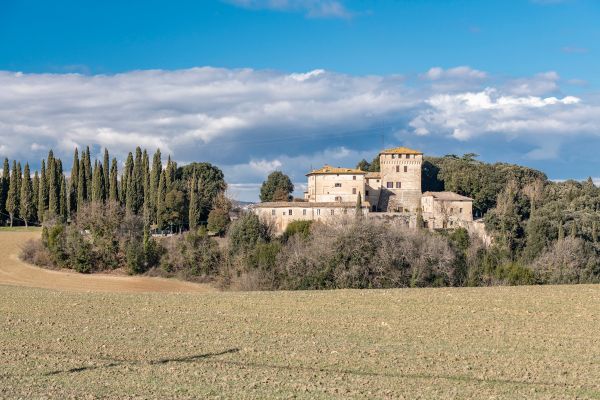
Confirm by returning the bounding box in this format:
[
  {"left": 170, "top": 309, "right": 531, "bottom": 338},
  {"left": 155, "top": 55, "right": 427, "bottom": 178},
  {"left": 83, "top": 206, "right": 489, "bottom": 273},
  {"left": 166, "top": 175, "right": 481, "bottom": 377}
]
[
  {"left": 103, "top": 148, "right": 110, "bottom": 197},
  {"left": 38, "top": 160, "right": 48, "bottom": 222},
  {"left": 188, "top": 175, "right": 200, "bottom": 230},
  {"left": 356, "top": 159, "right": 371, "bottom": 172},
  {"left": 70, "top": 148, "right": 79, "bottom": 213},
  {"left": 570, "top": 221, "right": 577, "bottom": 238},
  {"left": 165, "top": 155, "right": 176, "bottom": 191},
  {"left": 92, "top": 161, "right": 106, "bottom": 203},
  {"left": 558, "top": 223, "right": 564, "bottom": 241},
  {"left": 47, "top": 150, "right": 59, "bottom": 217},
  {"left": 6, "top": 161, "right": 19, "bottom": 227},
  {"left": 122, "top": 152, "right": 133, "bottom": 205},
  {"left": 32, "top": 171, "right": 39, "bottom": 224},
  {"left": 77, "top": 158, "right": 86, "bottom": 213},
  {"left": 142, "top": 149, "right": 150, "bottom": 225},
  {"left": 60, "top": 174, "right": 68, "bottom": 222},
  {"left": 109, "top": 158, "right": 119, "bottom": 202},
  {"left": 156, "top": 169, "right": 167, "bottom": 227},
  {"left": 19, "top": 163, "right": 34, "bottom": 227},
  {"left": 355, "top": 192, "right": 363, "bottom": 218},
  {"left": 593, "top": 220, "right": 598, "bottom": 243},
  {"left": 150, "top": 149, "right": 162, "bottom": 222},
  {"left": 84, "top": 146, "right": 92, "bottom": 200},
  {"left": 259, "top": 171, "right": 294, "bottom": 202},
  {"left": 0, "top": 158, "right": 9, "bottom": 223}
]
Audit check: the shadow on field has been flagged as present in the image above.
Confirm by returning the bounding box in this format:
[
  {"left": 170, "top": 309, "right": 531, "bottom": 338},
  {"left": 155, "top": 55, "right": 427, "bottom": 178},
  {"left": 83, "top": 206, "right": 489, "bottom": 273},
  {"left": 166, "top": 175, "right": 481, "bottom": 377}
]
[{"left": 44, "top": 348, "right": 240, "bottom": 376}]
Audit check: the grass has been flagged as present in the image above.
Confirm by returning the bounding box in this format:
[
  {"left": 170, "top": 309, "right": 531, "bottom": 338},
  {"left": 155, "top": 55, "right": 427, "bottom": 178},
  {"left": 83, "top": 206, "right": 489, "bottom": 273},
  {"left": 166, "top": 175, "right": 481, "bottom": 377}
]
[
  {"left": 0, "top": 226, "right": 41, "bottom": 232},
  {"left": 2, "top": 284, "right": 600, "bottom": 399}
]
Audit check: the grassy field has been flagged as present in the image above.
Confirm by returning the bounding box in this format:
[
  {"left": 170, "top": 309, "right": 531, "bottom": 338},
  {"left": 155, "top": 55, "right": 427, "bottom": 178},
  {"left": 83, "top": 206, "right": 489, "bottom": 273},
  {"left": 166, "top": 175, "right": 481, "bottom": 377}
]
[{"left": 2, "top": 283, "right": 600, "bottom": 399}]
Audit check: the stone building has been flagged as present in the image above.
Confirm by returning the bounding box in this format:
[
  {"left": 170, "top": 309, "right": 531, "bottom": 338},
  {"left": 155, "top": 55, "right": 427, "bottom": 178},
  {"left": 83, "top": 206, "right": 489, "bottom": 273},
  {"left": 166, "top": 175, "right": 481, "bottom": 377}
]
[{"left": 252, "top": 146, "right": 474, "bottom": 234}]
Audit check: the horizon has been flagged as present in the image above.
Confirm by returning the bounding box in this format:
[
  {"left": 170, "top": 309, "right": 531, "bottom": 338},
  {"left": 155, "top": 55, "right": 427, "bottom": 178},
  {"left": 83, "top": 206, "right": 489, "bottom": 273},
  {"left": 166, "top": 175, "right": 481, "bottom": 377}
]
[{"left": 1, "top": 0, "right": 599, "bottom": 201}]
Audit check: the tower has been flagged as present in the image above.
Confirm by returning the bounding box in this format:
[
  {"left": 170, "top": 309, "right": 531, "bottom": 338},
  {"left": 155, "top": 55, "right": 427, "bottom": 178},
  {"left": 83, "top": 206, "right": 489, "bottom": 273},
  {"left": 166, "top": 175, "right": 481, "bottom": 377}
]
[{"left": 378, "top": 147, "right": 423, "bottom": 213}]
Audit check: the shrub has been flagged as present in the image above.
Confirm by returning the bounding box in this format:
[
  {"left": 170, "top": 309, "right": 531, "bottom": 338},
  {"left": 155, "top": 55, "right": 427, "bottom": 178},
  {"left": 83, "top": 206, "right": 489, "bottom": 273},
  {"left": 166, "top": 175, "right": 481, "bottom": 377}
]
[
  {"left": 282, "top": 220, "right": 313, "bottom": 242},
  {"left": 227, "top": 213, "right": 271, "bottom": 255},
  {"left": 207, "top": 208, "right": 230, "bottom": 236},
  {"left": 160, "top": 230, "right": 221, "bottom": 277},
  {"left": 531, "top": 237, "right": 600, "bottom": 284}
]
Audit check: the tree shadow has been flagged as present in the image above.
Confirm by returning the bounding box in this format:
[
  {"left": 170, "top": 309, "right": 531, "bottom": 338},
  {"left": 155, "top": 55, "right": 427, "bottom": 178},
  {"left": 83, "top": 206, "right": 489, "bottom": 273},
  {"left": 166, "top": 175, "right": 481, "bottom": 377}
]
[{"left": 44, "top": 348, "right": 240, "bottom": 376}]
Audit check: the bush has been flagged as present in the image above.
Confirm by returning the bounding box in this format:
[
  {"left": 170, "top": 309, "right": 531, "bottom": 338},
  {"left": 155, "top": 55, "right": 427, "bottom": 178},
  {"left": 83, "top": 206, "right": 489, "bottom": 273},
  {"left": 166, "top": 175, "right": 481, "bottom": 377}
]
[
  {"left": 531, "top": 237, "right": 600, "bottom": 284},
  {"left": 20, "top": 239, "right": 53, "bottom": 267},
  {"left": 160, "top": 230, "right": 221, "bottom": 277},
  {"left": 207, "top": 208, "right": 230, "bottom": 236},
  {"left": 227, "top": 213, "right": 271, "bottom": 255},
  {"left": 282, "top": 220, "right": 313, "bottom": 242}
]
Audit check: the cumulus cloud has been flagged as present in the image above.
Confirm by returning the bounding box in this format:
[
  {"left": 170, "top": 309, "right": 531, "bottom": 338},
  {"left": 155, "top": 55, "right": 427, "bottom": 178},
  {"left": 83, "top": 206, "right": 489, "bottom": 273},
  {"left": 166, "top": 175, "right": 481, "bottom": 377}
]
[
  {"left": 224, "top": 0, "right": 353, "bottom": 19},
  {"left": 0, "top": 66, "right": 598, "bottom": 200}
]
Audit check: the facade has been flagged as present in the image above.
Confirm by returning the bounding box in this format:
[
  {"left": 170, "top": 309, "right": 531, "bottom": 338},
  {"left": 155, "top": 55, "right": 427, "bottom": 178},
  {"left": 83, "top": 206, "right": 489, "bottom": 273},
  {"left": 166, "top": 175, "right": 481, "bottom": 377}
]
[{"left": 252, "top": 146, "right": 475, "bottom": 234}]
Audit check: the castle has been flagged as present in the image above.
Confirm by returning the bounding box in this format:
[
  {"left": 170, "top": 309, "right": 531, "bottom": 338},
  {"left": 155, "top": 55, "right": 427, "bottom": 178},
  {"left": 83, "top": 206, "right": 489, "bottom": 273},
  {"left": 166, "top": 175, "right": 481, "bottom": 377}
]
[{"left": 252, "top": 146, "right": 475, "bottom": 234}]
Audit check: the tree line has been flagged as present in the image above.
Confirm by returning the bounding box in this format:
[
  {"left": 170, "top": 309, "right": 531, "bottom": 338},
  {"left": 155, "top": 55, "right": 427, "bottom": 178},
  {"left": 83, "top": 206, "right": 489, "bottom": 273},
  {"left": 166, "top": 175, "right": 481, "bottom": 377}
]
[{"left": 0, "top": 147, "right": 227, "bottom": 231}]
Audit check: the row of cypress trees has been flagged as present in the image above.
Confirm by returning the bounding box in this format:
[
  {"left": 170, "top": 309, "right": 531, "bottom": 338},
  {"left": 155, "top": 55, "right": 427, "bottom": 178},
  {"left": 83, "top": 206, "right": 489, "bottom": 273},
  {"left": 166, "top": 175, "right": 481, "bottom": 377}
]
[{"left": 0, "top": 146, "right": 217, "bottom": 229}]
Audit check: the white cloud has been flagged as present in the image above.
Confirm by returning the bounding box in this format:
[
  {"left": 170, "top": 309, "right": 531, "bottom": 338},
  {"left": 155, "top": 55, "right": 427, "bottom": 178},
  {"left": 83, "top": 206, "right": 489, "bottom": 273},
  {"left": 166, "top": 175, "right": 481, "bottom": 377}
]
[
  {"left": 1, "top": 65, "right": 599, "bottom": 200},
  {"left": 224, "top": 0, "right": 353, "bottom": 19}
]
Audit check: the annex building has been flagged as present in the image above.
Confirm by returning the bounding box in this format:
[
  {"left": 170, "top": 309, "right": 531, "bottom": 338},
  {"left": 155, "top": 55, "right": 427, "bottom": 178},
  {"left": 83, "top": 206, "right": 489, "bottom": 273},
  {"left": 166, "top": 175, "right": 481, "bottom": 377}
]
[{"left": 252, "top": 146, "right": 475, "bottom": 234}]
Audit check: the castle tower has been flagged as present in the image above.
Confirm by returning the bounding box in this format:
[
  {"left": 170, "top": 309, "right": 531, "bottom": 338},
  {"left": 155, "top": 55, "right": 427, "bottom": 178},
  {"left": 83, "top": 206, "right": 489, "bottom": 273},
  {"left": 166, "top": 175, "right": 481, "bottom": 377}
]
[{"left": 378, "top": 146, "right": 423, "bottom": 213}]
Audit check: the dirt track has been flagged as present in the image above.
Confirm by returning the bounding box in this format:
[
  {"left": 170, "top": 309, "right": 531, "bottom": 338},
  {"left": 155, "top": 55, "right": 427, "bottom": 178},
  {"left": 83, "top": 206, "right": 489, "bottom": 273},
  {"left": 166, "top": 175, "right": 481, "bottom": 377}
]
[{"left": 0, "top": 229, "right": 213, "bottom": 293}]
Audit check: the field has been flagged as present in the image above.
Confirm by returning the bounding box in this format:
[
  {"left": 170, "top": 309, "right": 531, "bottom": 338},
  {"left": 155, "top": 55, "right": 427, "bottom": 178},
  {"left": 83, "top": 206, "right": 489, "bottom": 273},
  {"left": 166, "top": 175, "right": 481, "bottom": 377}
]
[{"left": 2, "top": 231, "right": 600, "bottom": 398}]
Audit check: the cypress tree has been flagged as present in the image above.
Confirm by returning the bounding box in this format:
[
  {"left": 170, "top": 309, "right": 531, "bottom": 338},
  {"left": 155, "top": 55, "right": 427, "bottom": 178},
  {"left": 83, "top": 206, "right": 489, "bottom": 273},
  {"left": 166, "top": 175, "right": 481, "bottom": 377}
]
[
  {"left": 32, "top": 171, "right": 39, "bottom": 224},
  {"left": 570, "top": 221, "right": 577, "bottom": 238},
  {"left": 355, "top": 192, "right": 363, "bottom": 218},
  {"left": 126, "top": 147, "right": 143, "bottom": 213},
  {"left": 188, "top": 175, "right": 200, "bottom": 230},
  {"left": 558, "top": 223, "right": 564, "bottom": 241},
  {"left": 47, "top": 150, "right": 59, "bottom": 217},
  {"left": 103, "top": 148, "right": 110, "bottom": 197},
  {"left": 6, "top": 161, "right": 19, "bottom": 227},
  {"left": 92, "top": 161, "right": 106, "bottom": 203},
  {"left": 150, "top": 149, "right": 162, "bottom": 222},
  {"left": 16, "top": 162, "right": 22, "bottom": 200},
  {"left": 0, "top": 158, "right": 9, "bottom": 223},
  {"left": 142, "top": 149, "right": 151, "bottom": 225},
  {"left": 122, "top": 152, "right": 133, "bottom": 205},
  {"left": 38, "top": 160, "right": 48, "bottom": 223},
  {"left": 60, "top": 174, "right": 68, "bottom": 222},
  {"left": 77, "top": 159, "right": 86, "bottom": 213},
  {"left": 109, "top": 158, "right": 119, "bottom": 202},
  {"left": 70, "top": 148, "right": 79, "bottom": 213},
  {"left": 19, "top": 163, "right": 34, "bottom": 227},
  {"left": 156, "top": 169, "right": 166, "bottom": 228},
  {"left": 84, "top": 146, "right": 92, "bottom": 200}
]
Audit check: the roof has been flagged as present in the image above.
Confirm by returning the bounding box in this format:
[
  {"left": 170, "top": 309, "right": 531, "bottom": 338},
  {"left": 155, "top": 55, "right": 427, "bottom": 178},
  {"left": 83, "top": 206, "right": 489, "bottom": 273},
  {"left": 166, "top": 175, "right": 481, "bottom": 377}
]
[
  {"left": 379, "top": 146, "right": 423, "bottom": 155},
  {"left": 306, "top": 164, "right": 366, "bottom": 176},
  {"left": 422, "top": 191, "right": 473, "bottom": 201},
  {"left": 252, "top": 201, "right": 370, "bottom": 208},
  {"left": 365, "top": 172, "right": 381, "bottom": 179}
]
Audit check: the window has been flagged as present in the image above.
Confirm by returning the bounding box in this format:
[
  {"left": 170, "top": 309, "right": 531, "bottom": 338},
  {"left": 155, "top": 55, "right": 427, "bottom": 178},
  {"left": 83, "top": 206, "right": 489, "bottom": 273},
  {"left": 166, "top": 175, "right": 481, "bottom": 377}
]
[
  {"left": 405, "top": 154, "right": 410, "bottom": 159},
  {"left": 335, "top": 196, "right": 342, "bottom": 201},
  {"left": 271, "top": 209, "right": 275, "bottom": 216},
  {"left": 353, "top": 175, "right": 356, "bottom": 180},
  {"left": 334, "top": 183, "right": 342, "bottom": 187},
  {"left": 330, "top": 209, "right": 335, "bottom": 215},
  {"left": 387, "top": 182, "right": 393, "bottom": 188},
  {"left": 404, "top": 166, "right": 408, "bottom": 173},
  {"left": 317, "top": 209, "right": 320, "bottom": 216},
  {"left": 289, "top": 209, "right": 293, "bottom": 216},
  {"left": 303, "top": 209, "right": 307, "bottom": 215},
  {"left": 396, "top": 165, "right": 400, "bottom": 172},
  {"left": 450, "top": 208, "right": 453, "bottom": 213},
  {"left": 365, "top": 190, "right": 369, "bottom": 196},
  {"left": 396, "top": 182, "right": 401, "bottom": 189},
  {"left": 352, "top": 188, "right": 357, "bottom": 195},
  {"left": 343, "top": 208, "right": 347, "bottom": 214},
  {"left": 392, "top": 154, "right": 396, "bottom": 159}
]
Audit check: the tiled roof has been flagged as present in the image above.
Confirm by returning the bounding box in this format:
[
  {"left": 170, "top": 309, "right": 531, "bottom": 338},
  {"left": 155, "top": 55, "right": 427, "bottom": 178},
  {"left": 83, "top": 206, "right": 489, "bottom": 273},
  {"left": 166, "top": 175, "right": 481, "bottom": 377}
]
[
  {"left": 380, "top": 146, "right": 423, "bottom": 155},
  {"left": 252, "top": 201, "right": 370, "bottom": 208},
  {"left": 365, "top": 172, "right": 381, "bottom": 179},
  {"left": 423, "top": 191, "right": 473, "bottom": 201},
  {"left": 306, "top": 165, "right": 366, "bottom": 176}
]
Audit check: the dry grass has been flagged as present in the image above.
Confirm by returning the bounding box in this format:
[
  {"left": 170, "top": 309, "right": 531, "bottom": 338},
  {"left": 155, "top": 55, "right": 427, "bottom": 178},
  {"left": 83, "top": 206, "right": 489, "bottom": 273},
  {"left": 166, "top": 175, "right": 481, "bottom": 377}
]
[{"left": 2, "top": 284, "right": 600, "bottom": 398}]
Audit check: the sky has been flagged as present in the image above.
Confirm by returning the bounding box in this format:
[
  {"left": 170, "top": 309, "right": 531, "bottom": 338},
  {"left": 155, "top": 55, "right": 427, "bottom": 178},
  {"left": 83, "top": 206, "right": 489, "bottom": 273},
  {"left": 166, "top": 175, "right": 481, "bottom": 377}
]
[{"left": 0, "top": 0, "right": 599, "bottom": 201}]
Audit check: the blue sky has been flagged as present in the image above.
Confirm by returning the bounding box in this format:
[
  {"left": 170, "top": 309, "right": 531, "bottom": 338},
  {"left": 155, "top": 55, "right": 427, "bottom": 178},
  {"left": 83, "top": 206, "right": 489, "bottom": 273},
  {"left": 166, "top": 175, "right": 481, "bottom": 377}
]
[{"left": 0, "top": 0, "right": 599, "bottom": 200}]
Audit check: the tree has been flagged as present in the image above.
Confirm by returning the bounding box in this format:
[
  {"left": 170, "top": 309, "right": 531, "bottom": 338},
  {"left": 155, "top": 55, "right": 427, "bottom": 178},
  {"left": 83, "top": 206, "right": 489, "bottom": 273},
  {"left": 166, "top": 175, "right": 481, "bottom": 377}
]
[
  {"left": 156, "top": 170, "right": 167, "bottom": 228},
  {"left": 368, "top": 155, "right": 380, "bottom": 172},
  {"left": 60, "top": 174, "right": 68, "bottom": 222},
  {"left": 69, "top": 148, "right": 79, "bottom": 213},
  {"left": 0, "top": 158, "right": 9, "bottom": 224},
  {"left": 92, "top": 161, "right": 106, "bottom": 203},
  {"left": 84, "top": 146, "right": 92, "bottom": 201},
  {"left": 207, "top": 208, "right": 230, "bottom": 236},
  {"left": 19, "top": 163, "right": 35, "bottom": 227},
  {"left": 103, "top": 148, "right": 110, "bottom": 197},
  {"left": 163, "top": 188, "right": 185, "bottom": 231},
  {"left": 149, "top": 149, "right": 162, "bottom": 223},
  {"left": 109, "top": 158, "right": 118, "bottom": 202},
  {"left": 38, "top": 160, "right": 48, "bottom": 222},
  {"left": 77, "top": 158, "right": 87, "bottom": 213},
  {"left": 32, "top": 171, "right": 39, "bottom": 223},
  {"left": 228, "top": 212, "right": 271, "bottom": 255},
  {"left": 178, "top": 162, "right": 226, "bottom": 220},
  {"left": 356, "top": 159, "right": 371, "bottom": 172},
  {"left": 355, "top": 192, "right": 363, "bottom": 218},
  {"left": 188, "top": 176, "right": 200, "bottom": 230},
  {"left": 259, "top": 171, "right": 294, "bottom": 202},
  {"left": 6, "top": 161, "right": 19, "bottom": 227},
  {"left": 121, "top": 152, "right": 133, "bottom": 205}
]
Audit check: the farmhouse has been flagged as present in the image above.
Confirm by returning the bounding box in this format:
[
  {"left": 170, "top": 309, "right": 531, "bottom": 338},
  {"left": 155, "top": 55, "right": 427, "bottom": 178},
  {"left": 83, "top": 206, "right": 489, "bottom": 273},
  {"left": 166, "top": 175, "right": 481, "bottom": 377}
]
[{"left": 252, "top": 146, "right": 475, "bottom": 233}]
